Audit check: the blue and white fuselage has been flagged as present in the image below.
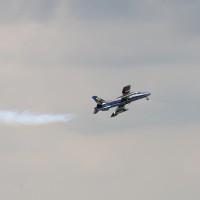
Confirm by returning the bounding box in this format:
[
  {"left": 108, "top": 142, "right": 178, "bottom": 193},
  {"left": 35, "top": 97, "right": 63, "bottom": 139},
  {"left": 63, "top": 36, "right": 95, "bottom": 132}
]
[{"left": 92, "top": 85, "right": 151, "bottom": 117}]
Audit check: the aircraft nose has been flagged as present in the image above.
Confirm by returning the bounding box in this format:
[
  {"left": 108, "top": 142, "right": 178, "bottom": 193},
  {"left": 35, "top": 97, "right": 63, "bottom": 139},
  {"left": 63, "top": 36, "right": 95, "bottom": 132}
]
[{"left": 145, "top": 92, "right": 151, "bottom": 96}]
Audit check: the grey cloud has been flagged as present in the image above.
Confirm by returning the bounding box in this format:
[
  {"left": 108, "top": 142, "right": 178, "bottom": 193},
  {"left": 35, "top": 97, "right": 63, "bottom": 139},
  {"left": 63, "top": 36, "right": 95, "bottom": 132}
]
[
  {"left": 0, "top": 0, "right": 56, "bottom": 22},
  {"left": 69, "top": 0, "right": 200, "bottom": 37},
  {"left": 0, "top": 0, "right": 200, "bottom": 39},
  {"left": 1, "top": 1, "right": 200, "bottom": 68},
  {"left": 154, "top": 0, "right": 200, "bottom": 37},
  {"left": 1, "top": 126, "right": 200, "bottom": 200},
  {"left": 69, "top": 0, "right": 132, "bottom": 19},
  {"left": 6, "top": 20, "right": 200, "bottom": 68}
]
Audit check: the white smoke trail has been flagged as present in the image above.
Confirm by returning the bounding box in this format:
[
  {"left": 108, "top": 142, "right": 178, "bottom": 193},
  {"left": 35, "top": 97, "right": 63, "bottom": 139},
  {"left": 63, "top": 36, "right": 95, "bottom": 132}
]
[{"left": 0, "top": 110, "right": 76, "bottom": 126}]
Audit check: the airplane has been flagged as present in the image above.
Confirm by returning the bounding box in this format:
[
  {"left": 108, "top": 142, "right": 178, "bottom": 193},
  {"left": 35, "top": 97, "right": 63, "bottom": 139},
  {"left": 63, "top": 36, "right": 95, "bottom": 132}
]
[{"left": 92, "top": 85, "right": 151, "bottom": 117}]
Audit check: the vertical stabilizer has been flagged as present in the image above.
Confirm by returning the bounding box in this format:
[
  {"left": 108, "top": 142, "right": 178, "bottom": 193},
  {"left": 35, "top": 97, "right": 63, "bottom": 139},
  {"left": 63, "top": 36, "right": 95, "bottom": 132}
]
[{"left": 92, "top": 96, "right": 106, "bottom": 105}]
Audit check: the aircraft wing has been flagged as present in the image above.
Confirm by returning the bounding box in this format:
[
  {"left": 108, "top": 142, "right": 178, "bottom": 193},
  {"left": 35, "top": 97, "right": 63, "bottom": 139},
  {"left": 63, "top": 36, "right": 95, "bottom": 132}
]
[
  {"left": 115, "top": 105, "right": 125, "bottom": 113},
  {"left": 111, "top": 105, "right": 128, "bottom": 117},
  {"left": 122, "top": 85, "right": 131, "bottom": 95}
]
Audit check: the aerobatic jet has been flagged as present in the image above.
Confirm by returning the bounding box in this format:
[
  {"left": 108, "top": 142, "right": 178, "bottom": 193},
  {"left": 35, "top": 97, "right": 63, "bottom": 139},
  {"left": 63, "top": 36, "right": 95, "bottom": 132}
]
[{"left": 92, "top": 85, "right": 151, "bottom": 117}]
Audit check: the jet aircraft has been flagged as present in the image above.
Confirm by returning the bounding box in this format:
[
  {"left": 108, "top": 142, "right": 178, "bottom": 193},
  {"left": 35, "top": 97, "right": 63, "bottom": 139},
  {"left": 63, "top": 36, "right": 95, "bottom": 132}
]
[{"left": 92, "top": 85, "right": 151, "bottom": 117}]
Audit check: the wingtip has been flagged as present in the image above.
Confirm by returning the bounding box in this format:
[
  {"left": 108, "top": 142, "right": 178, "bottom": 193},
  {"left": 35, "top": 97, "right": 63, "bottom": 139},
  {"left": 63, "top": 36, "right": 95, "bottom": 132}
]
[{"left": 111, "top": 113, "right": 117, "bottom": 118}]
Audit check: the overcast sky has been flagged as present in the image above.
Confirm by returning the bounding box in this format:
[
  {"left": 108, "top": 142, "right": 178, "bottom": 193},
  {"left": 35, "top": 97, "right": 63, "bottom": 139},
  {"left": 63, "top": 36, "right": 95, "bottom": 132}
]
[{"left": 0, "top": 0, "right": 200, "bottom": 200}]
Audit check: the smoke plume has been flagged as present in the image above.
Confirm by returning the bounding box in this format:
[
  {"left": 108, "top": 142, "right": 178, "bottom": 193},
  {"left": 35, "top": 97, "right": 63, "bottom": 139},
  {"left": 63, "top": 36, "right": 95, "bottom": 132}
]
[{"left": 0, "top": 110, "right": 76, "bottom": 126}]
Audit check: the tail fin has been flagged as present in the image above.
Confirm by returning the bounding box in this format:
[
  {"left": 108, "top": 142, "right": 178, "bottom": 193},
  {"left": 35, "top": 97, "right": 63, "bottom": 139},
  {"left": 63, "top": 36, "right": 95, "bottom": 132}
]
[{"left": 92, "top": 96, "right": 106, "bottom": 105}]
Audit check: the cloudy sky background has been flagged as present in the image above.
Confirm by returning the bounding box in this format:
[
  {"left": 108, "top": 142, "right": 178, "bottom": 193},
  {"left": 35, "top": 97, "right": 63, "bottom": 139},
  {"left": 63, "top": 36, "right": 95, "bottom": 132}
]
[{"left": 0, "top": 0, "right": 200, "bottom": 199}]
